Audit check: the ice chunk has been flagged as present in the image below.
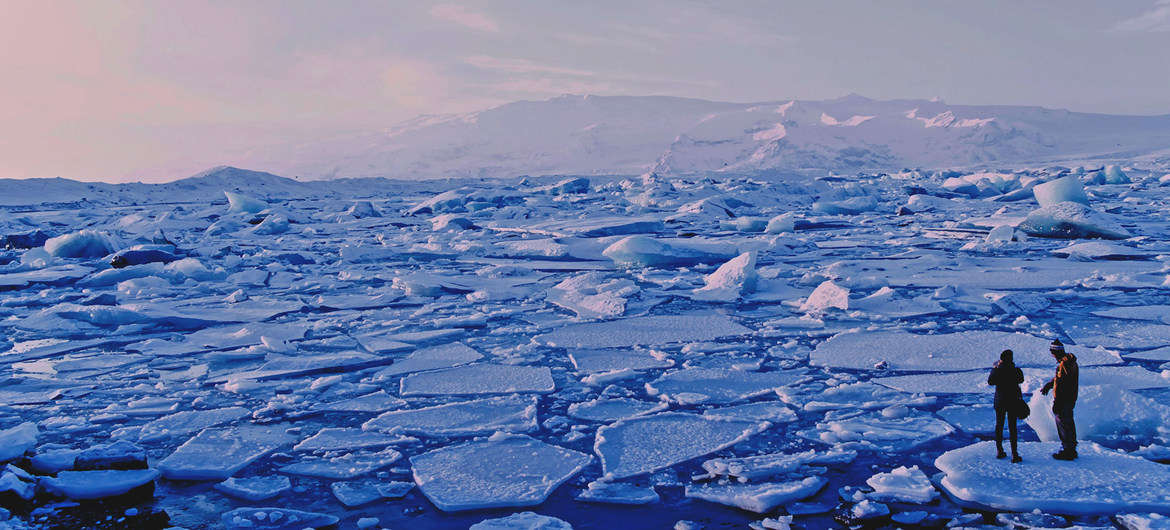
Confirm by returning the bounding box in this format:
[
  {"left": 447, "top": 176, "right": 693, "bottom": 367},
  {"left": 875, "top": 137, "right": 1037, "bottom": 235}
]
[
  {"left": 469, "top": 511, "right": 574, "bottom": 530},
  {"left": 221, "top": 507, "right": 339, "bottom": 530},
  {"left": 250, "top": 214, "right": 289, "bottom": 235},
  {"left": 1032, "top": 176, "right": 1090, "bottom": 207},
  {"left": 701, "top": 448, "right": 855, "bottom": 481},
  {"left": 686, "top": 477, "right": 826, "bottom": 513},
  {"left": 224, "top": 191, "right": 267, "bottom": 213},
  {"left": 804, "top": 410, "right": 954, "bottom": 452},
  {"left": 576, "top": 480, "right": 660, "bottom": 505},
  {"left": 865, "top": 465, "right": 937, "bottom": 503},
  {"left": 74, "top": 440, "right": 147, "bottom": 471},
  {"left": 602, "top": 236, "right": 731, "bottom": 268},
  {"left": 568, "top": 349, "right": 674, "bottom": 373},
  {"left": 719, "top": 217, "right": 768, "bottom": 232},
  {"left": 310, "top": 390, "right": 407, "bottom": 413},
  {"left": 811, "top": 196, "right": 878, "bottom": 215},
  {"left": 134, "top": 407, "right": 250, "bottom": 443},
  {"left": 702, "top": 402, "right": 797, "bottom": 423},
  {"left": 411, "top": 434, "right": 591, "bottom": 512},
  {"left": 800, "top": 281, "right": 849, "bottom": 313},
  {"left": 345, "top": 200, "right": 381, "bottom": 218},
  {"left": 363, "top": 395, "right": 537, "bottom": 436},
  {"left": 294, "top": 428, "right": 411, "bottom": 452},
  {"left": 377, "top": 481, "right": 415, "bottom": 498},
  {"left": 936, "top": 441, "right": 1170, "bottom": 515},
  {"left": 0, "top": 422, "right": 38, "bottom": 462},
  {"left": 1017, "top": 201, "right": 1131, "bottom": 240},
  {"left": 778, "top": 381, "right": 932, "bottom": 412},
  {"left": 1027, "top": 385, "right": 1170, "bottom": 446},
  {"left": 985, "top": 224, "right": 1015, "bottom": 243},
  {"left": 373, "top": 342, "right": 483, "bottom": 378},
  {"left": 214, "top": 475, "right": 292, "bottom": 501},
  {"left": 42, "top": 469, "right": 159, "bottom": 500},
  {"left": 765, "top": 213, "right": 797, "bottom": 234},
  {"left": 646, "top": 367, "right": 804, "bottom": 405},
  {"left": 331, "top": 481, "right": 386, "bottom": 507},
  {"left": 541, "top": 177, "right": 590, "bottom": 195},
  {"left": 44, "top": 229, "right": 119, "bottom": 258},
  {"left": 432, "top": 213, "right": 478, "bottom": 231},
  {"left": 1116, "top": 513, "right": 1170, "bottom": 529},
  {"left": 812, "top": 330, "right": 1119, "bottom": 372},
  {"left": 400, "top": 364, "right": 554, "bottom": 396},
  {"left": 567, "top": 398, "right": 667, "bottom": 422},
  {"left": 1053, "top": 241, "right": 1147, "bottom": 260},
  {"left": 157, "top": 426, "right": 296, "bottom": 480},
  {"left": 547, "top": 272, "right": 638, "bottom": 320},
  {"left": 537, "top": 313, "right": 750, "bottom": 349},
  {"left": 693, "top": 252, "right": 757, "bottom": 302},
  {"left": 279, "top": 447, "right": 401, "bottom": 480},
  {"left": 594, "top": 412, "right": 769, "bottom": 479}
]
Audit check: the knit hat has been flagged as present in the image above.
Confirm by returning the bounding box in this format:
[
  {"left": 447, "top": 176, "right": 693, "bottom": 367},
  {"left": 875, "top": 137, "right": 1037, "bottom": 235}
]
[
  {"left": 1000, "top": 349, "right": 1013, "bottom": 363},
  {"left": 1049, "top": 339, "right": 1065, "bottom": 354}
]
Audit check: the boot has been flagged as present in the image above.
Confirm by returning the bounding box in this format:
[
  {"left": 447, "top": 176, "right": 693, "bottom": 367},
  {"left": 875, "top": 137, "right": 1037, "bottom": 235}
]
[
  {"left": 996, "top": 448, "right": 1007, "bottom": 459},
  {"left": 1011, "top": 454, "right": 1022, "bottom": 463}
]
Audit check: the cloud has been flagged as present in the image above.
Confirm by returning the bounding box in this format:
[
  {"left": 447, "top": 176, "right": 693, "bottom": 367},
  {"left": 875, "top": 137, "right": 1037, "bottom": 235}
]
[
  {"left": 429, "top": 4, "right": 499, "bottom": 32},
  {"left": 1113, "top": 0, "right": 1170, "bottom": 33}
]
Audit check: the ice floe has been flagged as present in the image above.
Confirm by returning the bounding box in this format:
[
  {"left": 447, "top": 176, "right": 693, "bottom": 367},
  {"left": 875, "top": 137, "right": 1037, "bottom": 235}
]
[
  {"left": 937, "top": 441, "right": 1170, "bottom": 515},
  {"left": 646, "top": 367, "right": 805, "bottom": 404},
  {"left": 157, "top": 425, "right": 295, "bottom": 480},
  {"left": 363, "top": 395, "right": 538, "bottom": 436},
  {"left": 399, "top": 363, "right": 555, "bottom": 396},
  {"left": 411, "top": 434, "right": 591, "bottom": 511},
  {"left": 537, "top": 313, "right": 750, "bottom": 348},
  {"left": 594, "top": 412, "right": 769, "bottom": 479}
]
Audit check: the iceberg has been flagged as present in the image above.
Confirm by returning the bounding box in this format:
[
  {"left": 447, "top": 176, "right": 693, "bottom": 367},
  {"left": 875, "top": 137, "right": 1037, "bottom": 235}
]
[
  {"left": 692, "top": 252, "right": 757, "bottom": 302},
  {"left": 223, "top": 191, "right": 268, "bottom": 213},
  {"left": 1031, "top": 176, "right": 1090, "bottom": 207},
  {"left": 44, "top": 229, "right": 119, "bottom": 258}
]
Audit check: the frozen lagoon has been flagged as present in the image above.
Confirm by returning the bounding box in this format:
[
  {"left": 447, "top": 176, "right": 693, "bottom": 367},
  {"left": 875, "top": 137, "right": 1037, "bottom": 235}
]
[{"left": 1, "top": 166, "right": 1169, "bottom": 528}]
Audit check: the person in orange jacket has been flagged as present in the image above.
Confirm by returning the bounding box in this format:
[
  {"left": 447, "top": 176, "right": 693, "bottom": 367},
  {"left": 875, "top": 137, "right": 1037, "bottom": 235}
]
[{"left": 1041, "top": 339, "right": 1078, "bottom": 460}]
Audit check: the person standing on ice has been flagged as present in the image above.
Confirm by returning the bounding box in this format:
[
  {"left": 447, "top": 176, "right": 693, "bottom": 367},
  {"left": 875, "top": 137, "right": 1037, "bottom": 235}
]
[
  {"left": 1040, "top": 339, "right": 1079, "bottom": 461},
  {"left": 987, "top": 349, "right": 1024, "bottom": 463}
]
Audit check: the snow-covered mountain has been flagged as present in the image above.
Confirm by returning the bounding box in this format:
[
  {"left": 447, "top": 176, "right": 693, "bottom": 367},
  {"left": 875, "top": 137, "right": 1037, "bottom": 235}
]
[{"left": 230, "top": 94, "right": 1170, "bottom": 180}]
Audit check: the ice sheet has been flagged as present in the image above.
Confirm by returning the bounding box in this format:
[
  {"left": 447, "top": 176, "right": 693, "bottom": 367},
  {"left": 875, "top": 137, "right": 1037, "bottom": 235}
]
[
  {"left": 646, "top": 367, "right": 805, "bottom": 404},
  {"left": 594, "top": 412, "right": 769, "bottom": 479},
  {"left": 399, "top": 364, "right": 554, "bottom": 396},
  {"left": 157, "top": 425, "right": 296, "bottom": 480},
  {"left": 363, "top": 395, "right": 538, "bottom": 436},
  {"left": 537, "top": 313, "right": 751, "bottom": 349}
]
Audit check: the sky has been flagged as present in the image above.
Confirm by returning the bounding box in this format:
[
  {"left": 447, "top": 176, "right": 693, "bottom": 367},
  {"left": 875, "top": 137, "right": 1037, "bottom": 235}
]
[{"left": 3, "top": 1, "right": 1170, "bottom": 182}]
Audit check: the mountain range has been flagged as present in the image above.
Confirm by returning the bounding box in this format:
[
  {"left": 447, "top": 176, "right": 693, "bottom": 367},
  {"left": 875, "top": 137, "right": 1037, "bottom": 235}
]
[{"left": 226, "top": 94, "right": 1170, "bottom": 180}]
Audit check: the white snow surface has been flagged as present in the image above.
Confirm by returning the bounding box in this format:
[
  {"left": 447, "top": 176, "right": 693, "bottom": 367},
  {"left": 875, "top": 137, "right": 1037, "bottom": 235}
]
[{"left": 937, "top": 441, "right": 1170, "bottom": 515}]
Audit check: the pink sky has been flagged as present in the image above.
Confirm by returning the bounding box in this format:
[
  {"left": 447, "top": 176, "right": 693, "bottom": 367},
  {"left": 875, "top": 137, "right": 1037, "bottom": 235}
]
[{"left": 3, "top": 1, "right": 1169, "bottom": 182}]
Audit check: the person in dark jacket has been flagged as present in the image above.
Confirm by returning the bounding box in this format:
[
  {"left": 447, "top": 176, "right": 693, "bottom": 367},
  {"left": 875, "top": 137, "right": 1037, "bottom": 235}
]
[
  {"left": 1041, "top": 338, "right": 1079, "bottom": 460},
  {"left": 988, "top": 349, "right": 1025, "bottom": 462}
]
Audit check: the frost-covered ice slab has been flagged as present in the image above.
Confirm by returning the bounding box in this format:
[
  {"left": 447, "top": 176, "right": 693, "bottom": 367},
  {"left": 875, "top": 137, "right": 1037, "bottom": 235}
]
[
  {"left": 866, "top": 466, "right": 937, "bottom": 503},
  {"left": 41, "top": 469, "right": 159, "bottom": 500},
  {"left": 331, "top": 481, "right": 386, "bottom": 507},
  {"left": 936, "top": 404, "right": 997, "bottom": 435},
  {"left": 1, "top": 337, "right": 123, "bottom": 363},
  {"left": 874, "top": 365, "right": 1170, "bottom": 394},
  {"left": 157, "top": 425, "right": 296, "bottom": 480},
  {"left": 1026, "top": 384, "right": 1170, "bottom": 445},
  {"left": 214, "top": 476, "right": 291, "bottom": 501},
  {"left": 886, "top": 259, "right": 1162, "bottom": 290},
  {"left": 646, "top": 368, "right": 805, "bottom": 405},
  {"left": 0, "top": 422, "right": 38, "bottom": 462},
  {"left": 411, "top": 434, "right": 592, "bottom": 512},
  {"left": 812, "top": 330, "right": 1119, "bottom": 372},
  {"left": 537, "top": 313, "right": 751, "bottom": 349},
  {"left": 568, "top": 349, "right": 674, "bottom": 373},
  {"left": 702, "top": 402, "right": 797, "bottom": 423},
  {"left": 804, "top": 410, "right": 954, "bottom": 452},
  {"left": 0, "top": 265, "right": 94, "bottom": 289},
  {"left": 206, "top": 353, "right": 392, "bottom": 383},
  {"left": 363, "top": 395, "right": 537, "bottom": 436},
  {"left": 293, "top": 428, "right": 412, "bottom": 452},
  {"left": 135, "top": 406, "right": 250, "bottom": 443},
  {"left": 576, "top": 481, "right": 660, "bottom": 505},
  {"left": 1074, "top": 324, "right": 1170, "bottom": 350},
  {"left": 221, "top": 507, "right": 339, "bottom": 530},
  {"left": 310, "top": 390, "right": 407, "bottom": 413},
  {"left": 469, "top": 512, "right": 574, "bottom": 530},
  {"left": 1127, "top": 346, "right": 1170, "bottom": 362},
  {"left": 685, "top": 477, "right": 826, "bottom": 513},
  {"left": 487, "top": 215, "right": 665, "bottom": 238},
  {"left": 777, "top": 381, "right": 932, "bottom": 412},
  {"left": 937, "top": 441, "right": 1170, "bottom": 515},
  {"left": 399, "top": 364, "right": 554, "bottom": 396},
  {"left": 701, "top": 448, "right": 856, "bottom": 481},
  {"left": 372, "top": 342, "right": 482, "bottom": 378},
  {"left": 594, "top": 412, "right": 769, "bottom": 479},
  {"left": 1094, "top": 305, "right": 1170, "bottom": 323},
  {"left": 567, "top": 398, "right": 667, "bottom": 422},
  {"left": 279, "top": 447, "right": 401, "bottom": 480}
]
